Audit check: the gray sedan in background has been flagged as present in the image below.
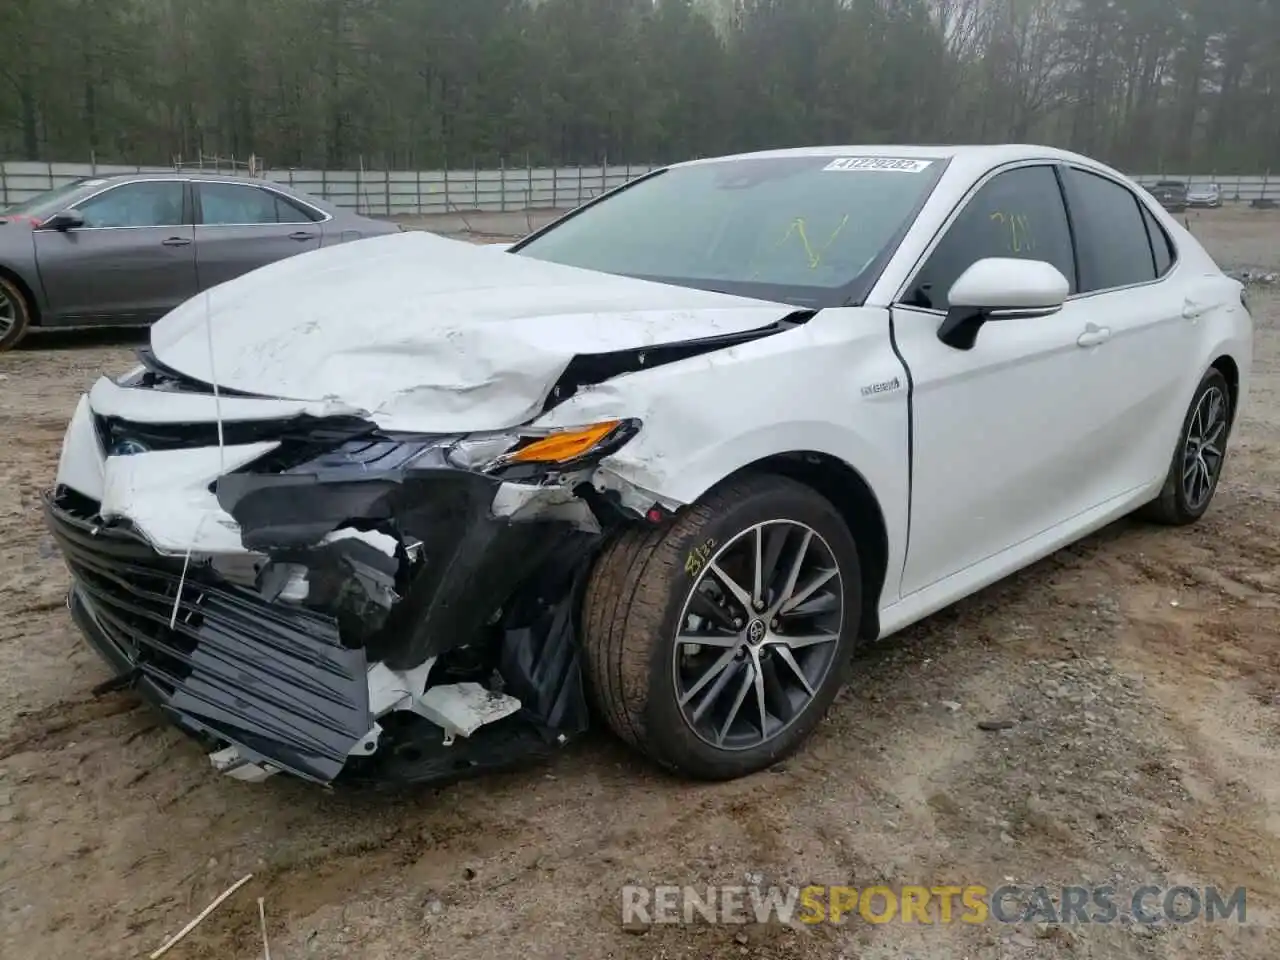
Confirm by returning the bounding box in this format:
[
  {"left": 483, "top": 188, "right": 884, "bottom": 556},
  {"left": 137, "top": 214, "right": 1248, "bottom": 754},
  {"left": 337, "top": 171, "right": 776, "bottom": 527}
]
[{"left": 0, "top": 173, "right": 400, "bottom": 351}]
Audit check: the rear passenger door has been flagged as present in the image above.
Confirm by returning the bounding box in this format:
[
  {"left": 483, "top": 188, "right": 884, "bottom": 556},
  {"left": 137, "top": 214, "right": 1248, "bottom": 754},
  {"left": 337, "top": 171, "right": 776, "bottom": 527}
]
[
  {"left": 1059, "top": 167, "right": 1201, "bottom": 498},
  {"left": 193, "top": 181, "right": 324, "bottom": 289}
]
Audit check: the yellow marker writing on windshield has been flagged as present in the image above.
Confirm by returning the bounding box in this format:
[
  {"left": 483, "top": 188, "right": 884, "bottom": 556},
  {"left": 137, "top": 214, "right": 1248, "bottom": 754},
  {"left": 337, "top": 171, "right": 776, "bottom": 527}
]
[
  {"left": 747, "top": 213, "right": 852, "bottom": 279},
  {"left": 778, "top": 214, "right": 852, "bottom": 269}
]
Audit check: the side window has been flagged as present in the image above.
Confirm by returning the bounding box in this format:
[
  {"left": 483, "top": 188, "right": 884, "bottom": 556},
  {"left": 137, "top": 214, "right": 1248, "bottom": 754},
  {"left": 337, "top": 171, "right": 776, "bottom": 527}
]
[
  {"left": 274, "top": 194, "right": 322, "bottom": 223},
  {"left": 1063, "top": 169, "right": 1157, "bottom": 291},
  {"left": 907, "top": 165, "right": 1075, "bottom": 311},
  {"left": 76, "top": 181, "right": 185, "bottom": 228},
  {"left": 1140, "top": 203, "right": 1175, "bottom": 277},
  {"left": 199, "top": 183, "right": 286, "bottom": 225}
]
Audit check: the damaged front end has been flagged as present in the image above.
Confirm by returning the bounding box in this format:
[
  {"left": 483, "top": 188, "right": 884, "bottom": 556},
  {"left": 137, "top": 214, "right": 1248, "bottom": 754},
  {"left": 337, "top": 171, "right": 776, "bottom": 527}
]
[{"left": 46, "top": 372, "right": 657, "bottom": 787}]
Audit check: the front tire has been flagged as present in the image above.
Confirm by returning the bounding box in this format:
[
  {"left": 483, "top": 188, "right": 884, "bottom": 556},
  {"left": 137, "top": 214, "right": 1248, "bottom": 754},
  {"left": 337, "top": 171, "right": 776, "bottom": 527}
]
[
  {"left": 1140, "top": 368, "right": 1232, "bottom": 525},
  {"left": 581, "top": 474, "right": 861, "bottom": 780},
  {"left": 0, "top": 274, "right": 33, "bottom": 352}
]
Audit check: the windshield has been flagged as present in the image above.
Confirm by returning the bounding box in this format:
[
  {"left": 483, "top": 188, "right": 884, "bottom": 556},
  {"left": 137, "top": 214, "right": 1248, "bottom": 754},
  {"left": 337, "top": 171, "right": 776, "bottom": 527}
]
[
  {"left": 513, "top": 156, "right": 946, "bottom": 306},
  {"left": 1, "top": 179, "right": 96, "bottom": 218}
]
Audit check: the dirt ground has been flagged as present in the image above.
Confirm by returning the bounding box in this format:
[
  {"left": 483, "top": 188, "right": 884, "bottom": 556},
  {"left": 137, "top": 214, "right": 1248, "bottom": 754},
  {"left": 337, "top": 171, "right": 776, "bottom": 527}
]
[{"left": 1, "top": 207, "right": 1278, "bottom": 960}]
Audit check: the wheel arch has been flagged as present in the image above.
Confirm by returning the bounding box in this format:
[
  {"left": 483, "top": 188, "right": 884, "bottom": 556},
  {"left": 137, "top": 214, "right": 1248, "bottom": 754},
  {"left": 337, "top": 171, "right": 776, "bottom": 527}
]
[
  {"left": 1210, "top": 353, "right": 1240, "bottom": 425},
  {"left": 718, "top": 450, "right": 889, "bottom": 641},
  {"left": 0, "top": 263, "right": 40, "bottom": 324}
]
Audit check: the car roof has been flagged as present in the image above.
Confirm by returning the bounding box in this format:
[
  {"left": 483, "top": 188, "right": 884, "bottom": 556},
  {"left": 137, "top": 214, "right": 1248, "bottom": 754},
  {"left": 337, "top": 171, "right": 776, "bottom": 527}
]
[
  {"left": 672, "top": 143, "right": 1135, "bottom": 185},
  {"left": 90, "top": 171, "right": 275, "bottom": 185},
  {"left": 78, "top": 171, "right": 337, "bottom": 209}
]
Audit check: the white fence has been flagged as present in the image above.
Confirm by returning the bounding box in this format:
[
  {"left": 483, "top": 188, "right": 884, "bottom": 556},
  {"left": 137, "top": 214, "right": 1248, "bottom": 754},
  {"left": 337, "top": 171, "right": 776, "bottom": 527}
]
[
  {"left": 0, "top": 160, "right": 663, "bottom": 215},
  {"left": 0, "top": 159, "right": 1275, "bottom": 215}
]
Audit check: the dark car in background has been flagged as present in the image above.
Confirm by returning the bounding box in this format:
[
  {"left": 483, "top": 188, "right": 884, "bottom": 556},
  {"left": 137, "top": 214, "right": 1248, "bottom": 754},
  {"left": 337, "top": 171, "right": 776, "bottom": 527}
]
[
  {"left": 1148, "top": 179, "right": 1189, "bottom": 213},
  {"left": 0, "top": 173, "right": 400, "bottom": 351}
]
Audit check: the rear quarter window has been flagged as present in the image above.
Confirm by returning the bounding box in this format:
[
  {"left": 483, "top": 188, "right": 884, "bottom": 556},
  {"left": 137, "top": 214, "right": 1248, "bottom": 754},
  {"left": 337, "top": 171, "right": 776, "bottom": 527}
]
[
  {"left": 274, "top": 193, "right": 325, "bottom": 223},
  {"left": 1063, "top": 169, "right": 1157, "bottom": 292},
  {"left": 1140, "top": 204, "right": 1175, "bottom": 277}
]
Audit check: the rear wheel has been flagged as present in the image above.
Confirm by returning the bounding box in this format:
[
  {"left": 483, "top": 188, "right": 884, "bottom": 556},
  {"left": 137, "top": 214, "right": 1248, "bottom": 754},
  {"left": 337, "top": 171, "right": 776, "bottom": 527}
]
[
  {"left": 0, "top": 274, "right": 33, "bottom": 352},
  {"left": 1140, "top": 368, "right": 1232, "bottom": 525},
  {"left": 581, "top": 474, "right": 861, "bottom": 780}
]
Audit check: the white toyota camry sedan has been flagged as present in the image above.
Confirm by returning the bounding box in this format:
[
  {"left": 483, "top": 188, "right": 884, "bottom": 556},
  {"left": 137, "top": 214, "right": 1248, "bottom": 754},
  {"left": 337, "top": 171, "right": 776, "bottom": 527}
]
[{"left": 45, "top": 145, "right": 1253, "bottom": 788}]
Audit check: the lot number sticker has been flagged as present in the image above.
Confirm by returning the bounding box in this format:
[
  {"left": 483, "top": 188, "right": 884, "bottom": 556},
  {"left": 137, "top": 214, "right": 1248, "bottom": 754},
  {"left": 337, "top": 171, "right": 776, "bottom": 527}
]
[{"left": 823, "top": 157, "right": 933, "bottom": 173}]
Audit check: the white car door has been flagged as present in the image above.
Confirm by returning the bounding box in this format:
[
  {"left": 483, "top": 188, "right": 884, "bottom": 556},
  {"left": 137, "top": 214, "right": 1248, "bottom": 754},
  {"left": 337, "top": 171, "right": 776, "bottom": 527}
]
[
  {"left": 889, "top": 163, "right": 1120, "bottom": 598},
  {"left": 1055, "top": 167, "right": 1206, "bottom": 498}
]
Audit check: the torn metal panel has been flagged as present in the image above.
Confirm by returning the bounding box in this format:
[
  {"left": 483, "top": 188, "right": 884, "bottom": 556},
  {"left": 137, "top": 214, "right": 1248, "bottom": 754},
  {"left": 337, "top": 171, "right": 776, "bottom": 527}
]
[
  {"left": 587, "top": 466, "right": 686, "bottom": 520},
  {"left": 51, "top": 294, "right": 689, "bottom": 789},
  {"left": 55, "top": 395, "right": 106, "bottom": 502},
  {"left": 146, "top": 231, "right": 803, "bottom": 433},
  {"left": 51, "top": 414, "right": 613, "bottom": 785},
  {"left": 366, "top": 659, "right": 436, "bottom": 716},
  {"left": 214, "top": 439, "right": 602, "bottom": 669},
  {"left": 529, "top": 308, "right": 909, "bottom": 514},
  {"left": 47, "top": 489, "right": 372, "bottom": 784},
  {"left": 540, "top": 310, "right": 814, "bottom": 414},
  {"left": 97, "top": 441, "right": 278, "bottom": 555},
  {"left": 490, "top": 481, "right": 601, "bottom": 531},
  {"left": 89, "top": 371, "right": 360, "bottom": 426},
  {"left": 212, "top": 435, "right": 454, "bottom": 550},
  {"left": 417, "top": 683, "right": 523, "bottom": 740}
]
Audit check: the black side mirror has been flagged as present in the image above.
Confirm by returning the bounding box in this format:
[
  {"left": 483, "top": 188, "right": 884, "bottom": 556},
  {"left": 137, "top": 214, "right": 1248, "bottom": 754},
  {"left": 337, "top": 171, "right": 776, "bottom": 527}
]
[{"left": 43, "top": 209, "right": 85, "bottom": 231}]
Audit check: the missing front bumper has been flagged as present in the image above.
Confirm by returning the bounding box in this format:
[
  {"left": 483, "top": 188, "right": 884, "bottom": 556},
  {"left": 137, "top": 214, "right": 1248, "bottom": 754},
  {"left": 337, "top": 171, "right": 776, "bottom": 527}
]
[
  {"left": 49, "top": 492, "right": 373, "bottom": 783},
  {"left": 45, "top": 483, "right": 595, "bottom": 787}
]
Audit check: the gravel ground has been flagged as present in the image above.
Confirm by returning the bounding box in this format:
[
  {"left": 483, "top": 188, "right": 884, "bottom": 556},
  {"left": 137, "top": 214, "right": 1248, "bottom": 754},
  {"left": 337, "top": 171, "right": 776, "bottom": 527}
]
[{"left": 0, "top": 208, "right": 1278, "bottom": 959}]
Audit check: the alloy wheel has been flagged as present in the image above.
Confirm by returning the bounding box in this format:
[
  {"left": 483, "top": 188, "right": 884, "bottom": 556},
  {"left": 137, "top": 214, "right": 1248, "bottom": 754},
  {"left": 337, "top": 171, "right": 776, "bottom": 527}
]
[
  {"left": 0, "top": 285, "right": 15, "bottom": 339},
  {"left": 1183, "top": 384, "right": 1228, "bottom": 511},
  {"left": 672, "top": 520, "right": 844, "bottom": 751}
]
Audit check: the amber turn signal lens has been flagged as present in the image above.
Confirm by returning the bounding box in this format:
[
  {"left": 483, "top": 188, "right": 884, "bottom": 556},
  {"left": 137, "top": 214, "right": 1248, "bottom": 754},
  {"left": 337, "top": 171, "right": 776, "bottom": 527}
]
[{"left": 504, "top": 421, "right": 622, "bottom": 464}]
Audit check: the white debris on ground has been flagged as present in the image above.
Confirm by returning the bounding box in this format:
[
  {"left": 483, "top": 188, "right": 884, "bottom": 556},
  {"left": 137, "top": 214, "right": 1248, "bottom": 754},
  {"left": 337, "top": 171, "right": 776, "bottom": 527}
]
[{"left": 1226, "top": 267, "right": 1278, "bottom": 284}]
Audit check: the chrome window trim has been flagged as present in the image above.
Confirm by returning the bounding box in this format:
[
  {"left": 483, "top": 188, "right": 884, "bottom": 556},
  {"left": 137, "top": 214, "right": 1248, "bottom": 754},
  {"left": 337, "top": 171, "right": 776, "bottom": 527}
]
[
  {"left": 190, "top": 178, "right": 333, "bottom": 226},
  {"left": 32, "top": 177, "right": 189, "bottom": 231},
  {"left": 892, "top": 159, "right": 1181, "bottom": 314}
]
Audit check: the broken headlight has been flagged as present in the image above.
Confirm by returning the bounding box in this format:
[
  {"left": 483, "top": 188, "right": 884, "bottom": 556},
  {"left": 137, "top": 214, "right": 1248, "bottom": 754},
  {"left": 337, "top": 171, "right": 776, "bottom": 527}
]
[
  {"left": 447, "top": 418, "right": 642, "bottom": 478},
  {"left": 226, "top": 419, "right": 642, "bottom": 483}
]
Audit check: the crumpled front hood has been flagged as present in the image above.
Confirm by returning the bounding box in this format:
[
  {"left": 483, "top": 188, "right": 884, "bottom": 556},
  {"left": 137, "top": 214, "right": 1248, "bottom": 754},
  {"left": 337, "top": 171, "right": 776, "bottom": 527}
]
[{"left": 150, "top": 231, "right": 796, "bottom": 431}]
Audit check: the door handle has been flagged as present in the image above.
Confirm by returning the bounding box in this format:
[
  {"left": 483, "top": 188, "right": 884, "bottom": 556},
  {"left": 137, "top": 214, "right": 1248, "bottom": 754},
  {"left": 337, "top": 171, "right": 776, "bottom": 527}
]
[
  {"left": 1076, "top": 324, "right": 1112, "bottom": 347},
  {"left": 288, "top": 231, "right": 315, "bottom": 241},
  {"left": 161, "top": 236, "right": 191, "bottom": 247}
]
